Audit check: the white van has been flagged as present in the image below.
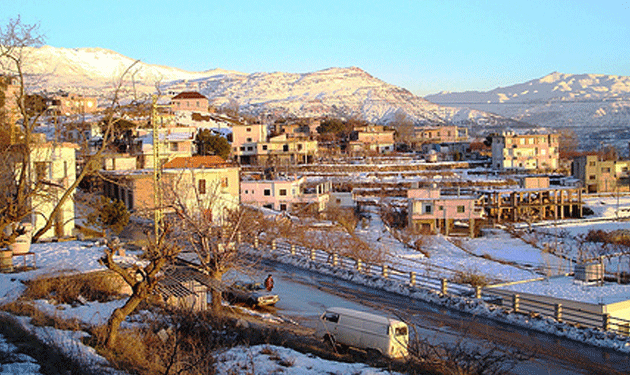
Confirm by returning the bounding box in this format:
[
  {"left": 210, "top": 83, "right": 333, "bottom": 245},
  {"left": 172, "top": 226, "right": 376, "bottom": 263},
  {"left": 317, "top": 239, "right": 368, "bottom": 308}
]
[{"left": 315, "top": 307, "right": 409, "bottom": 358}]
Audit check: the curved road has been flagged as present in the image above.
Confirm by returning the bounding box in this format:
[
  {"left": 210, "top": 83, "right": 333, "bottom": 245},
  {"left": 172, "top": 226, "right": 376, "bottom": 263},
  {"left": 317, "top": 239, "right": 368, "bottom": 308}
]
[{"left": 257, "top": 260, "right": 630, "bottom": 375}]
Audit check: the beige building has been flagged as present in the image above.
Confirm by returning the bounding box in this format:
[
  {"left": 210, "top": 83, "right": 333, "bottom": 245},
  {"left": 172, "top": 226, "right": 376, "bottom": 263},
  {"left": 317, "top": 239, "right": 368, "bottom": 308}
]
[
  {"left": 231, "top": 122, "right": 318, "bottom": 165},
  {"left": 29, "top": 141, "right": 79, "bottom": 239},
  {"left": 170, "top": 92, "right": 209, "bottom": 112},
  {"left": 572, "top": 154, "right": 630, "bottom": 193},
  {"left": 52, "top": 93, "right": 98, "bottom": 116},
  {"left": 491, "top": 131, "right": 559, "bottom": 171},
  {"left": 103, "top": 155, "right": 240, "bottom": 224},
  {"left": 412, "top": 125, "right": 468, "bottom": 146}
]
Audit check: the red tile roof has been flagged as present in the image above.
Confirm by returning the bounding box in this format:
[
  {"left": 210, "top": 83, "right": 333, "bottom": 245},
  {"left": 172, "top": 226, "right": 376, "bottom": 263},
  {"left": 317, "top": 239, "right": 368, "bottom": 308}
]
[{"left": 171, "top": 91, "right": 207, "bottom": 100}]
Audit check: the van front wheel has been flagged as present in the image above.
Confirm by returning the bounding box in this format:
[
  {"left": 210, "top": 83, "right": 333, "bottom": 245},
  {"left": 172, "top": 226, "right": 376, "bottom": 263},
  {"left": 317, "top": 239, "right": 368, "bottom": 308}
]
[{"left": 366, "top": 348, "right": 381, "bottom": 358}]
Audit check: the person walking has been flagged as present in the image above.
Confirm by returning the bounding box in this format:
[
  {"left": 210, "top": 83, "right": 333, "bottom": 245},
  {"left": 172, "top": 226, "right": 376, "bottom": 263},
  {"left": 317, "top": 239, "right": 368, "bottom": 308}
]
[{"left": 264, "top": 274, "right": 274, "bottom": 291}]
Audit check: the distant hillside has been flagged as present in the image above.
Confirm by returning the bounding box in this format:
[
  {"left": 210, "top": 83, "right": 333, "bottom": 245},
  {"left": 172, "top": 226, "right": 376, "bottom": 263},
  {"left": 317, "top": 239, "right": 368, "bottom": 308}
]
[
  {"left": 6, "top": 45, "right": 518, "bottom": 132},
  {"left": 426, "top": 73, "right": 630, "bottom": 153}
]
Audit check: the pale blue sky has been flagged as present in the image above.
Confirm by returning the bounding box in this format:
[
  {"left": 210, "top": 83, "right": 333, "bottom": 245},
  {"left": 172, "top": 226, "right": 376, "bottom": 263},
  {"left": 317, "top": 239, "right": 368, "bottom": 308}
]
[{"left": 4, "top": 0, "right": 630, "bottom": 96}]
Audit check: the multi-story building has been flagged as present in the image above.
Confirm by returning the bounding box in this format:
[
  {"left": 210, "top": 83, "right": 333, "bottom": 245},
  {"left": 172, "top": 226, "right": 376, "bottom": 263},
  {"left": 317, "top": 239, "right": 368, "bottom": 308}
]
[
  {"left": 103, "top": 155, "right": 240, "bottom": 223},
  {"left": 572, "top": 154, "right": 630, "bottom": 193},
  {"left": 350, "top": 125, "right": 395, "bottom": 154},
  {"left": 408, "top": 186, "right": 485, "bottom": 237},
  {"left": 51, "top": 93, "right": 98, "bottom": 116},
  {"left": 231, "top": 122, "right": 318, "bottom": 165},
  {"left": 411, "top": 125, "right": 468, "bottom": 147},
  {"left": 170, "top": 92, "right": 209, "bottom": 112},
  {"left": 29, "top": 140, "right": 79, "bottom": 239},
  {"left": 241, "top": 174, "right": 331, "bottom": 214},
  {"left": 491, "top": 131, "right": 559, "bottom": 171}
]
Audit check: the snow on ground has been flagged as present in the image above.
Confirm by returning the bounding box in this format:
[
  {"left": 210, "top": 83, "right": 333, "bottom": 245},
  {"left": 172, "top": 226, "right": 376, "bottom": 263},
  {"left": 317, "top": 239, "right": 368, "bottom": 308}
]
[
  {"left": 2, "top": 194, "right": 630, "bottom": 373},
  {"left": 0, "top": 240, "right": 397, "bottom": 374},
  {"left": 214, "top": 344, "right": 402, "bottom": 375}
]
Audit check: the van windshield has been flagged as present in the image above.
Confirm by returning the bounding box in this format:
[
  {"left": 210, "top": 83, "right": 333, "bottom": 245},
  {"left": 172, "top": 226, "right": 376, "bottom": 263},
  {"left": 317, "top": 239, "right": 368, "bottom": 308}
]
[
  {"left": 322, "top": 312, "right": 339, "bottom": 323},
  {"left": 394, "top": 326, "right": 408, "bottom": 336}
]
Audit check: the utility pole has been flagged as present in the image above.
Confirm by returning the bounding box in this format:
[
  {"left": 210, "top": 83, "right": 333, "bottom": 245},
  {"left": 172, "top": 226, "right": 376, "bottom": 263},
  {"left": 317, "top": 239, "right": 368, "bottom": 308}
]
[{"left": 151, "top": 95, "right": 163, "bottom": 240}]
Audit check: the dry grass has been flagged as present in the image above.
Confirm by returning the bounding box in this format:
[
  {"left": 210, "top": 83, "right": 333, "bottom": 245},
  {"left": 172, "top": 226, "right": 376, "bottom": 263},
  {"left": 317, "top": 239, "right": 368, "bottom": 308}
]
[
  {"left": 451, "top": 268, "right": 490, "bottom": 288},
  {"left": 22, "top": 270, "right": 125, "bottom": 305}
]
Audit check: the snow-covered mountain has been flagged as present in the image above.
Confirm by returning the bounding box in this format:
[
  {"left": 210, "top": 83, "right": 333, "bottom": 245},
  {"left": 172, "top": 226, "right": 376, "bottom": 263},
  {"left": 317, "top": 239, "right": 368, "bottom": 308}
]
[
  {"left": 426, "top": 73, "right": 630, "bottom": 152},
  {"left": 8, "top": 46, "right": 516, "bottom": 130}
]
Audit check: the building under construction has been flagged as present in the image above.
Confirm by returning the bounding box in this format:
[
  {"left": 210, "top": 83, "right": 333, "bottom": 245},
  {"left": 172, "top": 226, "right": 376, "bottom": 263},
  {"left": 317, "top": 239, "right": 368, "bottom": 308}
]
[{"left": 479, "top": 186, "right": 583, "bottom": 224}]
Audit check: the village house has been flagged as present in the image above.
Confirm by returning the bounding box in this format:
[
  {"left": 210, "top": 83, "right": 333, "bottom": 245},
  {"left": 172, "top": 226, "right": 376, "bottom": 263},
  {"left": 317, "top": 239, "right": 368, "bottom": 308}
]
[
  {"left": 241, "top": 173, "right": 331, "bottom": 214},
  {"left": 572, "top": 154, "right": 630, "bottom": 193},
  {"left": 1, "top": 75, "right": 20, "bottom": 126},
  {"left": 29, "top": 139, "right": 79, "bottom": 239},
  {"left": 407, "top": 185, "right": 485, "bottom": 237},
  {"left": 50, "top": 92, "right": 98, "bottom": 116},
  {"left": 231, "top": 122, "right": 318, "bottom": 165},
  {"left": 102, "top": 155, "right": 240, "bottom": 223},
  {"left": 491, "top": 131, "right": 559, "bottom": 171},
  {"left": 411, "top": 125, "right": 468, "bottom": 148},
  {"left": 349, "top": 125, "right": 396, "bottom": 154},
  {"left": 170, "top": 92, "right": 209, "bottom": 112}
]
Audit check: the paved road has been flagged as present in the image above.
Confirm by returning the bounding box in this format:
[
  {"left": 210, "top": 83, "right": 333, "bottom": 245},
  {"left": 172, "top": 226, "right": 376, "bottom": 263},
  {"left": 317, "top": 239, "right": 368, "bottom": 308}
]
[{"left": 257, "top": 260, "right": 630, "bottom": 375}]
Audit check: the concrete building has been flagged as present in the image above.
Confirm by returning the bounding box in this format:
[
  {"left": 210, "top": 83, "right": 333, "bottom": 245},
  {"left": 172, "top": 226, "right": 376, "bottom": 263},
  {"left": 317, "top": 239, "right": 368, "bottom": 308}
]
[
  {"left": 412, "top": 125, "right": 468, "bottom": 147},
  {"left": 491, "top": 131, "right": 559, "bottom": 171},
  {"left": 232, "top": 122, "right": 318, "bottom": 165},
  {"left": 29, "top": 141, "right": 79, "bottom": 239},
  {"left": 170, "top": 92, "right": 209, "bottom": 112},
  {"left": 241, "top": 174, "right": 331, "bottom": 214},
  {"left": 408, "top": 186, "right": 485, "bottom": 237},
  {"left": 103, "top": 155, "right": 240, "bottom": 224},
  {"left": 572, "top": 154, "right": 630, "bottom": 193}
]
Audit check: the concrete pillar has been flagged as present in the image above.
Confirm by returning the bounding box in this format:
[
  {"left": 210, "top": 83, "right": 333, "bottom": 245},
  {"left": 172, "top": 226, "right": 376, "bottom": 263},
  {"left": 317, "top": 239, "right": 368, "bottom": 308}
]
[
  {"left": 555, "top": 303, "right": 563, "bottom": 322},
  {"left": 512, "top": 294, "right": 520, "bottom": 313}
]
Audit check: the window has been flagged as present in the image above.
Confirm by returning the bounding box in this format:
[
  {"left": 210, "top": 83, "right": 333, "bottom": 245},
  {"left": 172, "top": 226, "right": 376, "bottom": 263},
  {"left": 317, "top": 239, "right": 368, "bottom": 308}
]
[
  {"left": 394, "top": 326, "right": 408, "bottom": 337},
  {"left": 279, "top": 189, "right": 287, "bottom": 196},
  {"left": 438, "top": 206, "right": 443, "bottom": 211},
  {"left": 247, "top": 146, "right": 254, "bottom": 151},
  {"left": 280, "top": 203, "right": 287, "bottom": 211},
  {"left": 34, "top": 162, "right": 49, "bottom": 181},
  {"left": 239, "top": 146, "right": 245, "bottom": 151},
  {"left": 589, "top": 161, "right": 596, "bottom": 167},
  {"left": 283, "top": 144, "right": 289, "bottom": 152},
  {"left": 262, "top": 145, "right": 268, "bottom": 151},
  {"left": 246, "top": 127, "right": 251, "bottom": 132},
  {"left": 589, "top": 175, "right": 596, "bottom": 180},
  {"left": 322, "top": 312, "right": 339, "bottom": 323},
  {"left": 423, "top": 204, "right": 432, "bottom": 214},
  {"left": 602, "top": 167, "right": 611, "bottom": 173},
  {"left": 198, "top": 179, "right": 206, "bottom": 194},
  {"left": 457, "top": 205, "right": 465, "bottom": 213},
  {"left": 264, "top": 189, "right": 271, "bottom": 196},
  {"left": 247, "top": 137, "right": 252, "bottom": 142},
  {"left": 221, "top": 177, "right": 229, "bottom": 188}
]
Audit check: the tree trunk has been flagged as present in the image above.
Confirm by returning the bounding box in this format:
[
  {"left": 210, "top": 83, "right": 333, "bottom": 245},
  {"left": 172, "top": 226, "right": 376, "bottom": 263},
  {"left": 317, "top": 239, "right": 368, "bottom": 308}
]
[
  {"left": 105, "top": 285, "right": 147, "bottom": 348},
  {"left": 210, "top": 274, "right": 222, "bottom": 314}
]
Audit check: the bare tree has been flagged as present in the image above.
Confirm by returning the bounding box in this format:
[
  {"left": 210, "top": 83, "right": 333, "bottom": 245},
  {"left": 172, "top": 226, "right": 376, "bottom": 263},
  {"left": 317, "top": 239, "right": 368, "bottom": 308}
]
[
  {"left": 0, "top": 16, "right": 143, "bottom": 244},
  {"left": 163, "top": 169, "right": 247, "bottom": 314},
  {"left": 99, "top": 227, "right": 180, "bottom": 349}
]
